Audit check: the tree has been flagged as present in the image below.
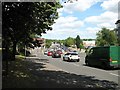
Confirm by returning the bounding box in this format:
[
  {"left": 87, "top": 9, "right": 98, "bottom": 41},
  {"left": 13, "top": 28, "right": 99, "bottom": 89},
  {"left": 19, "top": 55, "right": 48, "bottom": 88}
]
[
  {"left": 45, "top": 39, "right": 52, "bottom": 48},
  {"left": 64, "top": 37, "right": 75, "bottom": 47},
  {"left": 75, "top": 35, "right": 83, "bottom": 49},
  {"left": 2, "top": 2, "right": 62, "bottom": 60},
  {"left": 96, "top": 28, "right": 118, "bottom": 46}
]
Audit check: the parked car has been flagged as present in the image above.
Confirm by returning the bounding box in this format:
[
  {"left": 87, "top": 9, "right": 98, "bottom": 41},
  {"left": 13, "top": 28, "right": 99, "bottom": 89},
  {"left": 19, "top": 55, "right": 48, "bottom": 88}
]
[
  {"left": 47, "top": 51, "right": 53, "bottom": 56},
  {"left": 52, "top": 50, "right": 61, "bottom": 58},
  {"left": 63, "top": 52, "right": 80, "bottom": 62},
  {"left": 44, "top": 50, "right": 48, "bottom": 55}
]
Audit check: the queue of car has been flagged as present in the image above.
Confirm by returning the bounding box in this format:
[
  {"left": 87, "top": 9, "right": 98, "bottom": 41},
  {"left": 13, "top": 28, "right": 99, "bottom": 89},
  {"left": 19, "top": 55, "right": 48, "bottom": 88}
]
[
  {"left": 44, "top": 49, "right": 80, "bottom": 62},
  {"left": 44, "top": 46, "right": 120, "bottom": 69}
]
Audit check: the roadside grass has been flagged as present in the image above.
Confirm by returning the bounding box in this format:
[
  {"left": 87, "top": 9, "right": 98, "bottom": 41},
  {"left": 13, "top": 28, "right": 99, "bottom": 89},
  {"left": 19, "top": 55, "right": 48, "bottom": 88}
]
[
  {"left": 2, "top": 54, "right": 34, "bottom": 88},
  {"left": 15, "top": 55, "right": 25, "bottom": 60}
]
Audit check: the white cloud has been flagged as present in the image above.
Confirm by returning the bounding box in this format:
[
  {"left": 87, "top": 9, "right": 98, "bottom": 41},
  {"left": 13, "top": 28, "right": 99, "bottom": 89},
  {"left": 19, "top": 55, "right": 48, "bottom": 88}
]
[
  {"left": 42, "top": 27, "right": 100, "bottom": 39},
  {"left": 57, "top": 8, "right": 64, "bottom": 16},
  {"left": 97, "top": 23, "right": 116, "bottom": 29},
  {"left": 61, "top": 0, "right": 105, "bottom": 14},
  {"left": 42, "top": 0, "right": 118, "bottom": 39},
  {"left": 101, "top": 0, "right": 119, "bottom": 13},
  {"left": 86, "top": 27, "right": 100, "bottom": 34},
  {"left": 84, "top": 11, "right": 118, "bottom": 29},
  {"left": 42, "top": 16, "right": 84, "bottom": 39},
  {"left": 43, "top": 26, "right": 98, "bottom": 40},
  {"left": 85, "top": 11, "right": 117, "bottom": 23},
  {"left": 53, "top": 16, "right": 84, "bottom": 29}
]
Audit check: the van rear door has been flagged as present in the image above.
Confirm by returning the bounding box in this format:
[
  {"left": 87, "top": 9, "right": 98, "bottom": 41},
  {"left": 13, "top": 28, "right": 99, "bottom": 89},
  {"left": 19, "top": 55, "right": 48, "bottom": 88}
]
[{"left": 110, "top": 46, "right": 120, "bottom": 67}]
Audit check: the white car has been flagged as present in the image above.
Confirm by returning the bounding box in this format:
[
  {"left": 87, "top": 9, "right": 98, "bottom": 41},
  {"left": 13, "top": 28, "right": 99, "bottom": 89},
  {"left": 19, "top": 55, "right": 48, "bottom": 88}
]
[{"left": 63, "top": 52, "right": 80, "bottom": 62}]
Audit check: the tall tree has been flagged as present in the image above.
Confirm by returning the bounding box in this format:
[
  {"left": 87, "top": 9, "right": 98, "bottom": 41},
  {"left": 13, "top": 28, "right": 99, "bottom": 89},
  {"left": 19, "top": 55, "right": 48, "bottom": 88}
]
[
  {"left": 75, "top": 35, "right": 83, "bottom": 49},
  {"left": 2, "top": 2, "right": 62, "bottom": 60},
  {"left": 96, "top": 28, "right": 118, "bottom": 46}
]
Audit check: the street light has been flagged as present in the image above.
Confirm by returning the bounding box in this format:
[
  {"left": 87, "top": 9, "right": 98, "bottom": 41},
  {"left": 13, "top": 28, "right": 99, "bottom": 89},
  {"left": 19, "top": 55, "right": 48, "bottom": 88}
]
[{"left": 115, "top": 20, "right": 120, "bottom": 46}]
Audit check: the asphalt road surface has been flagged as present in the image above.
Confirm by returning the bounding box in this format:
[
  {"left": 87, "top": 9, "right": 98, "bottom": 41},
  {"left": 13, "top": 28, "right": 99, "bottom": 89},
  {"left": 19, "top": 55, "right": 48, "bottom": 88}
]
[{"left": 31, "top": 48, "right": 120, "bottom": 84}]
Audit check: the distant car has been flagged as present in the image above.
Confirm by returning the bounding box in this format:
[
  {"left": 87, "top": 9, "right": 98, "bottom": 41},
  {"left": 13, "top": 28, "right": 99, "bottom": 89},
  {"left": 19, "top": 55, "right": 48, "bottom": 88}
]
[
  {"left": 56, "top": 50, "right": 62, "bottom": 54},
  {"left": 47, "top": 51, "right": 53, "bottom": 56},
  {"left": 44, "top": 50, "right": 48, "bottom": 55},
  {"left": 52, "top": 50, "right": 61, "bottom": 58},
  {"left": 63, "top": 52, "right": 80, "bottom": 62}
]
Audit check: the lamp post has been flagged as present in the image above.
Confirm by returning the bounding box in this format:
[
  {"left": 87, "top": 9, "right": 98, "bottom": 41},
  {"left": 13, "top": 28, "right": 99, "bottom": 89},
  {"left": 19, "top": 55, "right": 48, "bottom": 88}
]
[{"left": 115, "top": 20, "right": 120, "bottom": 46}]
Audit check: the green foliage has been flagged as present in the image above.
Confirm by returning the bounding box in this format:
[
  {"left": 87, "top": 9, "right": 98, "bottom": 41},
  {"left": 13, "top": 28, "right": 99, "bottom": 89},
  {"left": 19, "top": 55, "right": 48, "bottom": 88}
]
[
  {"left": 79, "top": 44, "right": 84, "bottom": 49},
  {"left": 75, "top": 35, "right": 83, "bottom": 49},
  {"left": 2, "top": 2, "right": 62, "bottom": 59},
  {"left": 45, "top": 39, "right": 66, "bottom": 48},
  {"left": 96, "top": 28, "right": 118, "bottom": 46},
  {"left": 45, "top": 39, "right": 52, "bottom": 48},
  {"left": 64, "top": 37, "right": 75, "bottom": 47}
]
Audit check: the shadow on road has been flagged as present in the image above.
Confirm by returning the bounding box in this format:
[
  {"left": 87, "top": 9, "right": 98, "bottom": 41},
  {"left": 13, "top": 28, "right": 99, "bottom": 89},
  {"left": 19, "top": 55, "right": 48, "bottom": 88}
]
[
  {"left": 2, "top": 57, "right": 120, "bottom": 89},
  {"left": 82, "top": 64, "right": 120, "bottom": 70}
]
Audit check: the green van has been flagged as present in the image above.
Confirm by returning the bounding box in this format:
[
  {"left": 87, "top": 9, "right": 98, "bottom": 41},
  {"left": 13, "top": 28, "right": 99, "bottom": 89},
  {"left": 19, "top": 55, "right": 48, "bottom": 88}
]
[{"left": 85, "top": 46, "right": 120, "bottom": 69}]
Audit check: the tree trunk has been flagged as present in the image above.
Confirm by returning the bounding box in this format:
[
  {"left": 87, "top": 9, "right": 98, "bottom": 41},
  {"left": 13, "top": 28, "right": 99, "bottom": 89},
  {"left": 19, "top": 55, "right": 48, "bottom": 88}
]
[
  {"left": 5, "top": 46, "right": 9, "bottom": 76},
  {"left": 12, "top": 41, "right": 17, "bottom": 61}
]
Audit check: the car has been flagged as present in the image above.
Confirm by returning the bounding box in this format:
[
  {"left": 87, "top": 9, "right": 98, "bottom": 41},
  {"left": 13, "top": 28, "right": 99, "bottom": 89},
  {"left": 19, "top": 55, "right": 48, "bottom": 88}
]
[
  {"left": 44, "top": 50, "right": 48, "bottom": 55},
  {"left": 56, "top": 50, "right": 62, "bottom": 54},
  {"left": 47, "top": 51, "right": 53, "bottom": 56},
  {"left": 52, "top": 50, "right": 61, "bottom": 58},
  {"left": 63, "top": 52, "right": 80, "bottom": 62}
]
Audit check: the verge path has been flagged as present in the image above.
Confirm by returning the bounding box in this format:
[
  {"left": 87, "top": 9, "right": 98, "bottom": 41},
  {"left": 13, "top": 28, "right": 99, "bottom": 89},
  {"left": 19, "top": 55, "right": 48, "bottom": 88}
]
[{"left": 29, "top": 57, "right": 63, "bottom": 71}]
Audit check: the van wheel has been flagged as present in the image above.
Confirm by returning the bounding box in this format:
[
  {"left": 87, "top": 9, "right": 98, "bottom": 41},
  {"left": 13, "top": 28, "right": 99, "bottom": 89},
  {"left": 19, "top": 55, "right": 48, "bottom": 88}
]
[
  {"left": 101, "top": 62, "right": 110, "bottom": 69},
  {"left": 85, "top": 60, "right": 89, "bottom": 66}
]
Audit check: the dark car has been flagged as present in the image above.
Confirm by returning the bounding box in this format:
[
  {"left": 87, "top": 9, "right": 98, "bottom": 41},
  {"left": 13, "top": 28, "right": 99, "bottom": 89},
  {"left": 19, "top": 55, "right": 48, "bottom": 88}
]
[
  {"left": 52, "top": 50, "right": 61, "bottom": 58},
  {"left": 56, "top": 50, "right": 62, "bottom": 54}
]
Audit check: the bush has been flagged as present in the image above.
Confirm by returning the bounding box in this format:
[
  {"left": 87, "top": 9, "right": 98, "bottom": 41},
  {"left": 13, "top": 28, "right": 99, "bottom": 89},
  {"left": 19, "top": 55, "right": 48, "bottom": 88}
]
[{"left": 18, "top": 48, "right": 31, "bottom": 56}]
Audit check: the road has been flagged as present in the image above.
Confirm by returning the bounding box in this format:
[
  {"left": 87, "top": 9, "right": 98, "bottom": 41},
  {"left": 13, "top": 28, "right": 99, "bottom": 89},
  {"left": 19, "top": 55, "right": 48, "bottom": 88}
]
[{"left": 31, "top": 47, "right": 120, "bottom": 84}]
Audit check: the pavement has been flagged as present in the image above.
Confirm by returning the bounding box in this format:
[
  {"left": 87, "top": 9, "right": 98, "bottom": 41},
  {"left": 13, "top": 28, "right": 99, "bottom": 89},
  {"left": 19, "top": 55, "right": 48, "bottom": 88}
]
[
  {"left": 2, "top": 56, "right": 120, "bottom": 89},
  {"left": 27, "top": 57, "right": 63, "bottom": 71}
]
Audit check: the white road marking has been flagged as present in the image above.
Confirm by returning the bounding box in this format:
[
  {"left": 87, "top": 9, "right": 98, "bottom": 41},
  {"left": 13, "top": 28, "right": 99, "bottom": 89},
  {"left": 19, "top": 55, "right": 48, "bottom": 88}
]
[{"left": 110, "top": 73, "right": 120, "bottom": 77}]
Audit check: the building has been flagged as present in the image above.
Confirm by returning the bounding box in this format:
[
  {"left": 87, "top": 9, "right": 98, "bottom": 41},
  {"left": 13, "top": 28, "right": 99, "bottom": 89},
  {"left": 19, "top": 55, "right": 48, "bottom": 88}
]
[
  {"left": 83, "top": 41, "right": 96, "bottom": 48},
  {"left": 33, "top": 38, "right": 45, "bottom": 47},
  {"left": 115, "top": 20, "right": 120, "bottom": 45}
]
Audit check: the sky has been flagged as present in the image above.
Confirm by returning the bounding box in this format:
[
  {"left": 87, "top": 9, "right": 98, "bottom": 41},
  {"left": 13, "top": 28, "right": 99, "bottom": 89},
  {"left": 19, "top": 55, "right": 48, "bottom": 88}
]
[{"left": 42, "top": 0, "right": 119, "bottom": 40}]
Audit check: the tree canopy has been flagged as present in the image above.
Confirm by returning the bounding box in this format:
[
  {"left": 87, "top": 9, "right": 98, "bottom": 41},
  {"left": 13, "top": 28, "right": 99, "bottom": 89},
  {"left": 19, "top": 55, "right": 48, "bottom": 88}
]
[
  {"left": 2, "top": 2, "right": 62, "bottom": 60},
  {"left": 64, "top": 37, "right": 75, "bottom": 47},
  {"left": 95, "top": 28, "right": 118, "bottom": 46},
  {"left": 75, "top": 35, "right": 83, "bottom": 49}
]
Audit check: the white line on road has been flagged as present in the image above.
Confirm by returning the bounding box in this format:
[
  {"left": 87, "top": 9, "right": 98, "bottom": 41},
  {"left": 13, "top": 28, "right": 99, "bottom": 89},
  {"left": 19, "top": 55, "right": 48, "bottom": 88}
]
[{"left": 110, "top": 73, "right": 120, "bottom": 77}]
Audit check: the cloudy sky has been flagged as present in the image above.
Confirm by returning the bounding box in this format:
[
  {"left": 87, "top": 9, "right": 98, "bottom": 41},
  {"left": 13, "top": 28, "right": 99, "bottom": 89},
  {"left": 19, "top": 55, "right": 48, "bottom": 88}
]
[{"left": 42, "top": 0, "right": 119, "bottom": 40}]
